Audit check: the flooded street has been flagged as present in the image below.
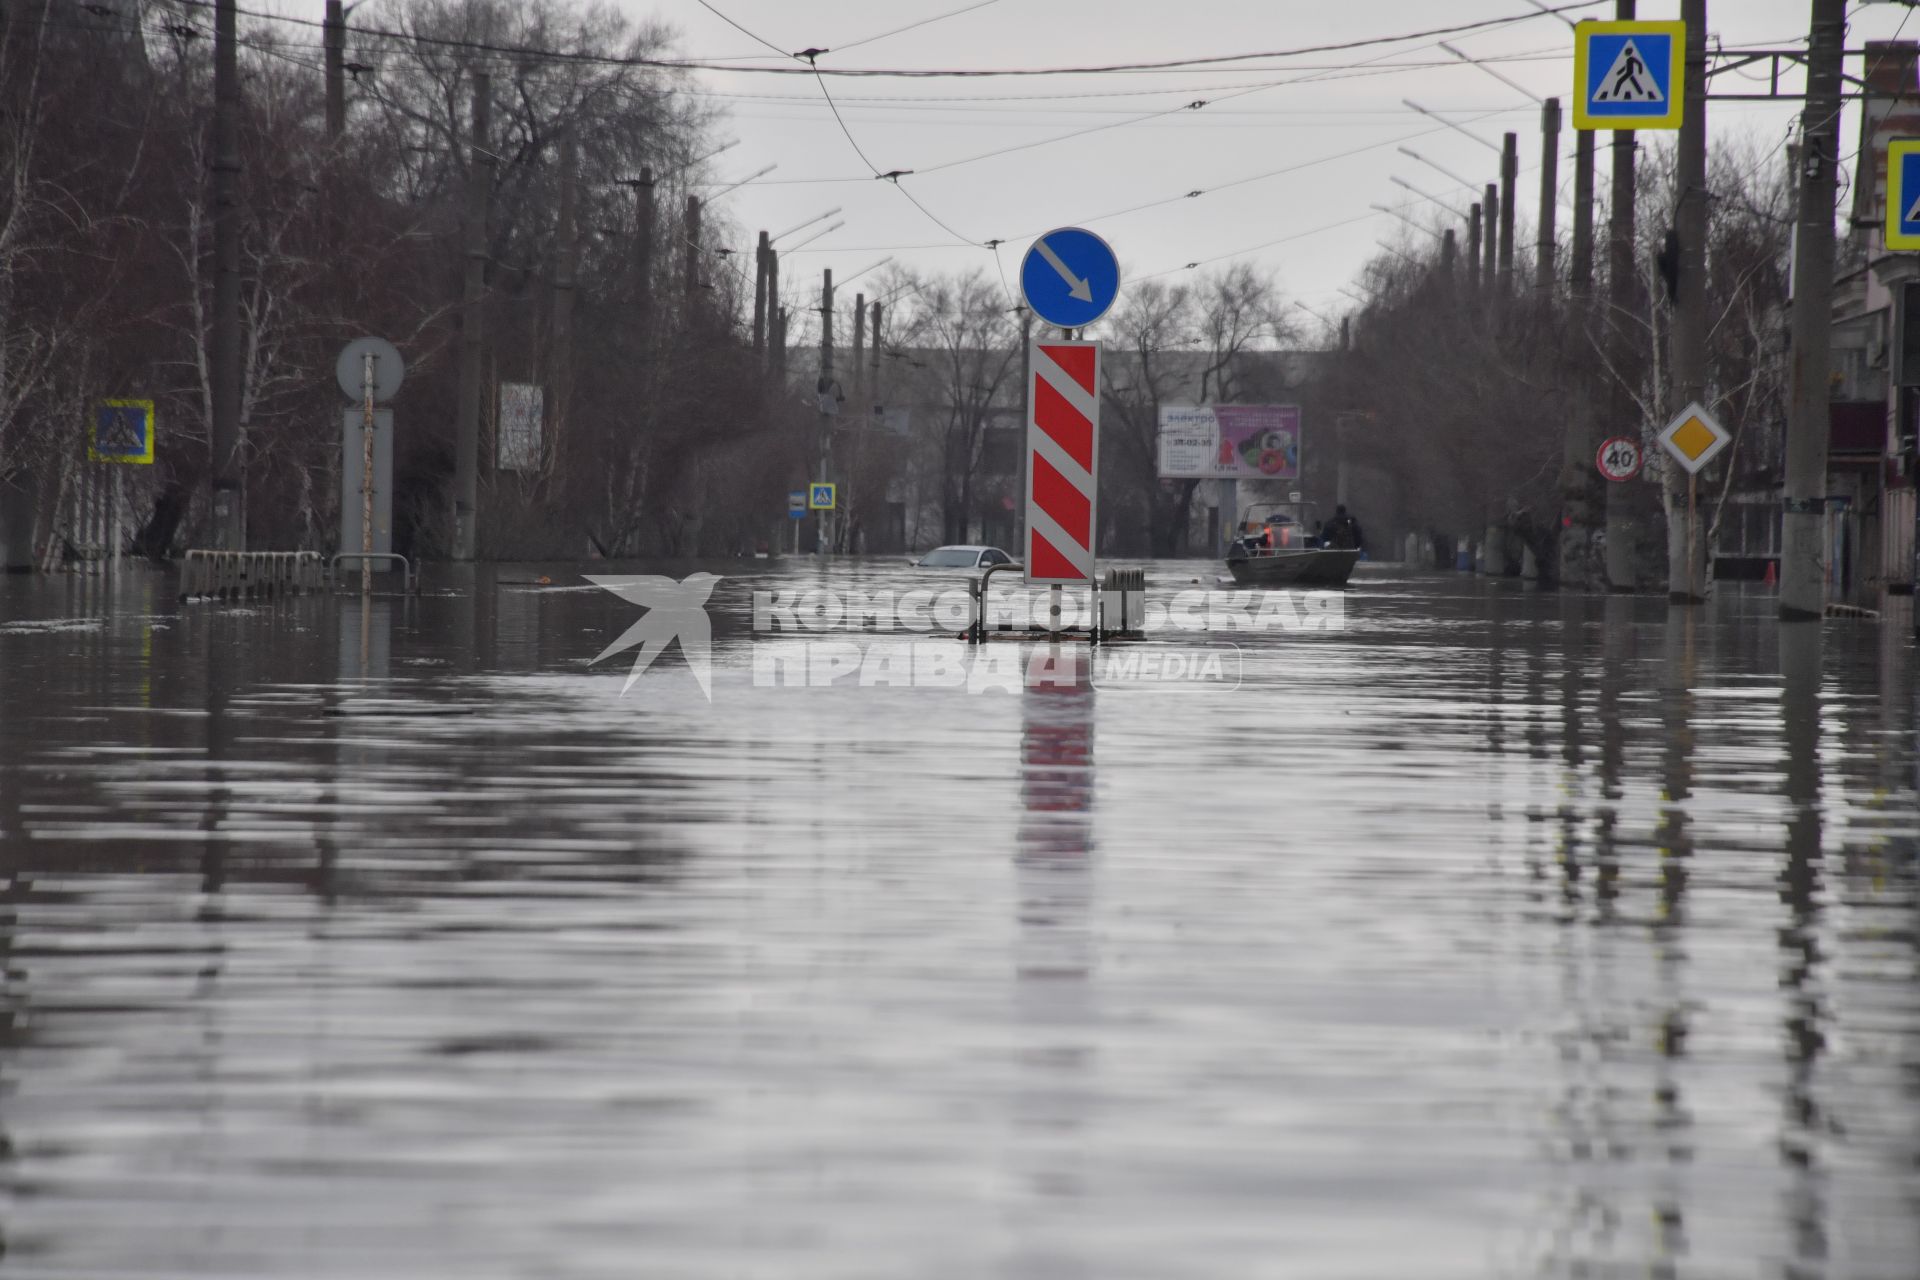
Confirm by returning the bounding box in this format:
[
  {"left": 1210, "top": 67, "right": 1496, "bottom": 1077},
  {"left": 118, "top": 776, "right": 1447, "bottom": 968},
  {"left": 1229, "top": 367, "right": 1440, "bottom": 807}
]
[{"left": 0, "top": 561, "right": 1915, "bottom": 1278}]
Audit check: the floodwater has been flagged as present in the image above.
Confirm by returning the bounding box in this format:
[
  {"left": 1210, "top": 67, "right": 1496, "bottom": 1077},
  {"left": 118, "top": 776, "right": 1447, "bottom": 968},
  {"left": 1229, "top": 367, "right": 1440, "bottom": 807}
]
[{"left": 0, "top": 559, "right": 1915, "bottom": 1279}]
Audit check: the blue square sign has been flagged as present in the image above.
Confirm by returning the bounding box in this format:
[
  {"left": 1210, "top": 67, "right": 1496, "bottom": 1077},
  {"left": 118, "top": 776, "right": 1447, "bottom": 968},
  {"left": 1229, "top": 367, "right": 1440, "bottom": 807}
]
[
  {"left": 1888, "top": 141, "right": 1920, "bottom": 251},
  {"left": 809, "top": 483, "right": 836, "bottom": 511},
  {"left": 1573, "top": 21, "right": 1684, "bottom": 130}
]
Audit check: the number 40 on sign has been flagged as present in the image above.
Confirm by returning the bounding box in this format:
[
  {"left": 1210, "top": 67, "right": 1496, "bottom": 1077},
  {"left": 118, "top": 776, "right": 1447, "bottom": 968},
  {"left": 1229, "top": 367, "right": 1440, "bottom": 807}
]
[{"left": 1596, "top": 436, "right": 1644, "bottom": 482}]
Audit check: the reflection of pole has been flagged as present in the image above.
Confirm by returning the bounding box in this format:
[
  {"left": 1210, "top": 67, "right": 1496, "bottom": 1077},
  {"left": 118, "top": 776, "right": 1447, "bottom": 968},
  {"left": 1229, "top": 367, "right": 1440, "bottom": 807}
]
[{"left": 361, "top": 351, "right": 375, "bottom": 595}]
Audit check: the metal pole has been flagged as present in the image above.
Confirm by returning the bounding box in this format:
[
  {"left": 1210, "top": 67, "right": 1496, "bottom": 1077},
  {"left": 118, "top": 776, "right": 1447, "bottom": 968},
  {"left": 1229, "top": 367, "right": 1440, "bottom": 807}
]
[
  {"left": 361, "top": 351, "right": 375, "bottom": 595},
  {"left": 819, "top": 267, "right": 833, "bottom": 556},
  {"left": 1017, "top": 307, "right": 1031, "bottom": 557},
  {"left": 1669, "top": 0, "right": 1709, "bottom": 604},
  {"left": 1536, "top": 98, "right": 1561, "bottom": 295},
  {"left": 210, "top": 0, "right": 243, "bottom": 551},
  {"left": 683, "top": 194, "right": 701, "bottom": 307},
  {"left": 1781, "top": 0, "right": 1846, "bottom": 620},
  {"left": 552, "top": 133, "right": 578, "bottom": 465},
  {"left": 634, "top": 168, "right": 656, "bottom": 356},
  {"left": 452, "top": 70, "right": 489, "bottom": 561},
  {"left": 111, "top": 468, "right": 123, "bottom": 574}
]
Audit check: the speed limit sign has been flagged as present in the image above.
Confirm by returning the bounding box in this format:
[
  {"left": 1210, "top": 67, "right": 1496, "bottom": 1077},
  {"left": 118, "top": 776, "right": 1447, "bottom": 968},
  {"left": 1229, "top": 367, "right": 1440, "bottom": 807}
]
[{"left": 1596, "top": 436, "right": 1644, "bottom": 482}]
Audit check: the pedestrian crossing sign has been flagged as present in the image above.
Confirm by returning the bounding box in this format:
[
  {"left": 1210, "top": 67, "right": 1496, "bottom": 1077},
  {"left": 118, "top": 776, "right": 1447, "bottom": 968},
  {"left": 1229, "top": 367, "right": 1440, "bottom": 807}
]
[
  {"left": 1573, "top": 20, "right": 1685, "bottom": 131},
  {"left": 1885, "top": 140, "right": 1920, "bottom": 251},
  {"left": 809, "top": 482, "right": 836, "bottom": 510},
  {"left": 89, "top": 399, "right": 155, "bottom": 464}
]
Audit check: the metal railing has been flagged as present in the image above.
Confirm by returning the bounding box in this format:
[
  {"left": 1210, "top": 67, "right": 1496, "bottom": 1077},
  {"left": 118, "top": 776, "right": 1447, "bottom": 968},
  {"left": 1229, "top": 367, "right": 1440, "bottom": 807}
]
[
  {"left": 179, "top": 550, "right": 326, "bottom": 601},
  {"left": 328, "top": 552, "right": 417, "bottom": 594},
  {"left": 966, "top": 564, "right": 1147, "bottom": 644}
]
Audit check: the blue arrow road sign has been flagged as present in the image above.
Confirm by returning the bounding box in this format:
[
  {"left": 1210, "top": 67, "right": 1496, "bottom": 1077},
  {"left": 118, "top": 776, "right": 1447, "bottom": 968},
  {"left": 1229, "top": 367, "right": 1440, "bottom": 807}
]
[
  {"left": 1888, "top": 140, "right": 1920, "bottom": 251},
  {"left": 1020, "top": 227, "right": 1120, "bottom": 329}
]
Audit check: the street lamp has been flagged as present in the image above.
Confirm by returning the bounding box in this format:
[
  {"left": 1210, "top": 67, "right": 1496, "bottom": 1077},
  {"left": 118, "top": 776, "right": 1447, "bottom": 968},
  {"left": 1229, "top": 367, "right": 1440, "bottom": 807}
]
[
  {"left": 1402, "top": 99, "right": 1502, "bottom": 154},
  {"left": 706, "top": 163, "right": 777, "bottom": 199},
  {"left": 1390, "top": 175, "right": 1469, "bottom": 218},
  {"left": 1436, "top": 41, "right": 1544, "bottom": 105},
  {"left": 784, "top": 221, "right": 846, "bottom": 252},
  {"left": 1370, "top": 202, "right": 1443, "bottom": 241},
  {"left": 1398, "top": 146, "right": 1479, "bottom": 193},
  {"left": 773, "top": 207, "right": 844, "bottom": 243}
]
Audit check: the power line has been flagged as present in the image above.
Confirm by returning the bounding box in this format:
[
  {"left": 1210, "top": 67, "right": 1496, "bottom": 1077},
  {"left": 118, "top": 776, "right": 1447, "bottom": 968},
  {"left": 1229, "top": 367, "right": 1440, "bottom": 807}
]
[
  {"left": 830, "top": 0, "right": 1006, "bottom": 56},
  {"left": 693, "top": 0, "right": 790, "bottom": 61}
]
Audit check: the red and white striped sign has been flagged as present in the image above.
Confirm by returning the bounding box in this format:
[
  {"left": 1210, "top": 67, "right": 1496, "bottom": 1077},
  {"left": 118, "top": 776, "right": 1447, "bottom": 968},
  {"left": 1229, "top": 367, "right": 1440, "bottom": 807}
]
[{"left": 1024, "top": 340, "right": 1099, "bottom": 585}]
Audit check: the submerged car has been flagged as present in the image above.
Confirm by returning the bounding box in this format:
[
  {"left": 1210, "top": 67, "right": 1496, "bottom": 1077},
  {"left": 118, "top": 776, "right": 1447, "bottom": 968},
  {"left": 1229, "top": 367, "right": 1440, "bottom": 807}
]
[{"left": 911, "top": 545, "right": 1013, "bottom": 569}]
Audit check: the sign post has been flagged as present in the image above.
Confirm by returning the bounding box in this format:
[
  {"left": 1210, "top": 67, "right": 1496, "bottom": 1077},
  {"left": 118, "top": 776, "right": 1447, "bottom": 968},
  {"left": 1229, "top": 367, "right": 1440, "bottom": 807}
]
[
  {"left": 1656, "top": 402, "right": 1731, "bottom": 601},
  {"left": 1019, "top": 228, "right": 1118, "bottom": 615},
  {"left": 336, "top": 337, "right": 404, "bottom": 593}
]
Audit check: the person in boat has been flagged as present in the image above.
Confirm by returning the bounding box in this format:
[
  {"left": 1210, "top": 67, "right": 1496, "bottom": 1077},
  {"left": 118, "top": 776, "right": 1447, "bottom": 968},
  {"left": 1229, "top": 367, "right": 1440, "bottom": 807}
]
[{"left": 1320, "top": 504, "right": 1364, "bottom": 551}]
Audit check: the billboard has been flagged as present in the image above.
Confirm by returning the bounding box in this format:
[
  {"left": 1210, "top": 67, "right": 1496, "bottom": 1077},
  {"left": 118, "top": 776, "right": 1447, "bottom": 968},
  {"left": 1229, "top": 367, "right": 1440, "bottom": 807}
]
[
  {"left": 497, "top": 382, "right": 544, "bottom": 471},
  {"left": 1157, "top": 404, "right": 1300, "bottom": 480}
]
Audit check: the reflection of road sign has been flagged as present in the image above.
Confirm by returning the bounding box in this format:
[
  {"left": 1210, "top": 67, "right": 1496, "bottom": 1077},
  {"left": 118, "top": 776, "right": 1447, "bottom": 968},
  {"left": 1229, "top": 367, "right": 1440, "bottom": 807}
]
[
  {"left": 335, "top": 337, "right": 404, "bottom": 403},
  {"left": 1025, "top": 340, "right": 1100, "bottom": 585},
  {"left": 809, "top": 483, "right": 836, "bottom": 510},
  {"left": 90, "top": 399, "right": 155, "bottom": 464},
  {"left": 1886, "top": 140, "right": 1920, "bottom": 250},
  {"left": 1595, "top": 435, "right": 1644, "bottom": 482},
  {"left": 788, "top": 489, "right": 807, "bottom": 519},
  {"left": 1657, "top": 402, "right": 1730, "bottom": 474},
  {"left": 1573, "top": 21, "right": 1684, "bottom": 130},
  {"left": 1020, "top": 227, "right": 1120, "bottom": 330}
]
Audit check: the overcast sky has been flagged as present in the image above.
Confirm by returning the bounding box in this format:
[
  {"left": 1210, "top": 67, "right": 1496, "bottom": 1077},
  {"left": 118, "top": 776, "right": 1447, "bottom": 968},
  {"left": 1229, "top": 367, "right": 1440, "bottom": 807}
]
[{"left": 614, "top": 0, "right": 1920, "bottom": 338}]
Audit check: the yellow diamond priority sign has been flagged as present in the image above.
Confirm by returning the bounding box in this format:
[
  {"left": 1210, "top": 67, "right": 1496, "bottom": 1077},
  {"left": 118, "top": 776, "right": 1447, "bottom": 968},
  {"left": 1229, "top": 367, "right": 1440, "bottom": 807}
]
[{"left": 1657, "top": 401, "right": 1729, "bottom": 475}]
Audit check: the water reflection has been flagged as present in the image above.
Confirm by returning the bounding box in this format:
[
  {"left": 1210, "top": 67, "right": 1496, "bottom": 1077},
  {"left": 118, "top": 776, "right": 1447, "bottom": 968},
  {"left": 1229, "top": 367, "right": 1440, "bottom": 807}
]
[{"left": 0, "top": 568, "right": 1912, "bottom": 1277}]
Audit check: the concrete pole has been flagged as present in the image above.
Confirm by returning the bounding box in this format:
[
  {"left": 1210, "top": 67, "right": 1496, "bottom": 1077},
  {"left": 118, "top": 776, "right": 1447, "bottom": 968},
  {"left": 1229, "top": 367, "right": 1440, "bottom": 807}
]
[
  {"left": 1441, "top": 227, "right": 1457, "bottom": 284},
  {"left": 1536, "top": 99, "right": 1561, "bottom": 295},
  {"left": 323, "top": 0, "right": 345, "bottom": 143},
  {"left": 1498, "top": 132, "right": 1518, "bottom": 297},
  {"left": 633, "top": 168, "right": 656, "bottom": 356},
  {"left": 1668, "top": 0, "right": 1710, "bottom": 604},
  {"left": 209, "top": 0, "right": 243, "bottom": 550},
  {"left": 1482, "top": 183, "right": 1499, "bottom": 298},
  {"left": 683, "top": 194, "right": 701, "bottom": 306},
  {"left": 767, "top": 251, "right": 781, "bottom": 378},
  {"left": 752, "top": 229, "right": 769, "bottom": 357},
  {"left": 452, "top": 70, "right": 490, "bottom": 561},
  {"left": 1604, "top": 0, "right": 1640, "bottom": 590},
  {"left": 1467, "top": 203, "right": 1482, "bottom": 297},
  {"left": 551, "top": 132, "right": 578, "bottom": 461},
  {"left": 1561, "top": 128, "right": 1599, "bottom": 588},
  {"left": 1781, "top": 0, "right": 1847, "bottom": 620}
]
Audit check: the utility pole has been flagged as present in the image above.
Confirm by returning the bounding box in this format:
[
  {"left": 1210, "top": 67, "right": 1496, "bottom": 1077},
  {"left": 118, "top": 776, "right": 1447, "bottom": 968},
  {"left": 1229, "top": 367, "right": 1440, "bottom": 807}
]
[
  {"left": 1468, "top": 202, "right": 1483, "bottom": 297},
  {"left": 1498, "top": 132, "right": 1518, "bottom": 297},
  {"left": 1561, "top": 128, "right": 1599, "bottom": 588},
  {"left": 552, "top": 132, "right": 578, "bottom": 466},
  {"left": 323, "top": 0, "right": 345, "bottom": 143},
  {"left": 1536, "top": 99, "right": 1561, "bottom": 295},
  {"left": 683, "top": 194, "right": 701, "bottom": 306},
  {"left": 752, "top": 229, "right": 769, "bottom": 357},
  {"left": 1781, "top": 0, "right": 1847, "bottom": 619},
  {"left": 632, "top": 168, "right": 656, "bottom": 357},
  {"left": 1482, "top": 183, "right": 1499, "bottom": 298},
  {"left": 1604, "top": 0, "right": 1640, "bottom": 590},
  {"left": 818, "top": 268, "right": 834, "bottom": 555},
  {"left": 870, "top": 299, "right": 884, "bottom": 553},
  {"left": 1441, "top": 227, "right": 1457, "bottom": 286},
  {"left": 209, "top": 0, "right": 243, "bottom": 550},
  {"left": 452, "top": 70, "right": 489, "bottom": 561},
  {"left": 1668, "top": 0, "right": 1709, "bottom": 604}
]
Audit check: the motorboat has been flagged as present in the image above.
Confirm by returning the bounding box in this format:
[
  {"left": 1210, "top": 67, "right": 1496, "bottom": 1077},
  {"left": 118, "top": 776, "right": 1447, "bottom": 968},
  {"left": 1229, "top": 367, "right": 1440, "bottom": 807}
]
[{"left": 1223, "top": 501, "right": 1359, "bottom": 587}]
